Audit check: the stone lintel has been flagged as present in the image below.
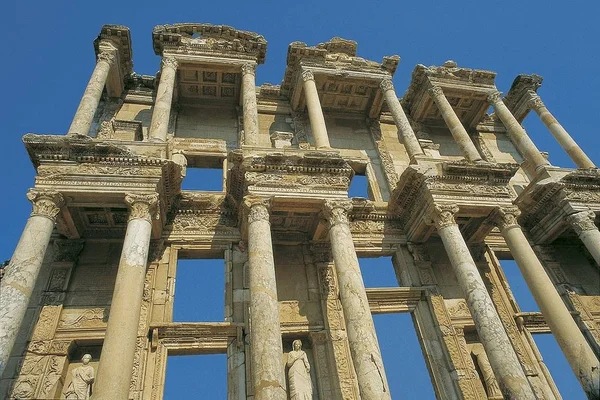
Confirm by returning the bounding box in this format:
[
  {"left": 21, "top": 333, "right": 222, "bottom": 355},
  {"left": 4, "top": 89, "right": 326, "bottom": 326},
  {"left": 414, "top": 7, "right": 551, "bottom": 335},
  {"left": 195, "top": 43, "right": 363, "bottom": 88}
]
[
  {"left": 150, "top": 322, "right": 243, "bottom": 354},
  {"left": 366, "top": 287, "right": 424, "bottom": 313}
]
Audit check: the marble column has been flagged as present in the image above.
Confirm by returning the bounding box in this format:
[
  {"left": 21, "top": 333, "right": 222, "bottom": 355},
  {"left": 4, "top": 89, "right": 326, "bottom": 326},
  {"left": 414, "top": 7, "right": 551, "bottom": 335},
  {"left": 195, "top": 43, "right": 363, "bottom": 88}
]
[
  {"left": 567, "top": 210, "right": 600, "bottom": 266},
  {"left": 0, "top": 190, "right": 63, "bottom": 377},
  {"left": 493, "top": 207, "right": 600, "bottom": 398},
  {"left": 244, "top": 196, "right": 286, "bottom": 400},
  {"left": 431, "top": 204, "right": 535, "bottom": 399},
  {"left": 94, "top": 193, "right": 157, "bottom": 400},
  {"left": 149, "top": 57, "right": 178, "bottom": 141},
  {"left": 428, "top": 85, "right": 482, "bottom": 162},
  {"left": 487, "top": 91, "right": 549, "bottom": 171},
  {"left": 241, "top": 63, "right": 259, "bottom": 146},
  {"left": 528, "top": 92, "right": 596, "bottom": 169},
  {"left": 323, "top": 200, "right": 391, "bottom": 400},
  {"left": 380, "top": 79, "right": 424, "bottom": 159},
  {"left": 67, "top": 47, "right": 116, "bottom": 136},
  {"left": 301, "top": 70, "right": 331, "bottom": 149}
]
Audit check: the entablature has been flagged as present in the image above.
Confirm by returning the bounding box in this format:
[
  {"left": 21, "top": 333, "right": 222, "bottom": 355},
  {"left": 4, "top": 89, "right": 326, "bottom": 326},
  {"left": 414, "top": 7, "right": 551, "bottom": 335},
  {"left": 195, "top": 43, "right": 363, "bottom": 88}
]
[
  {"left": 503, "top": 74, "right": 543, "bottom": 123},
  {"left": 94, "top": 25, "right": 134, "bottom": 98}
]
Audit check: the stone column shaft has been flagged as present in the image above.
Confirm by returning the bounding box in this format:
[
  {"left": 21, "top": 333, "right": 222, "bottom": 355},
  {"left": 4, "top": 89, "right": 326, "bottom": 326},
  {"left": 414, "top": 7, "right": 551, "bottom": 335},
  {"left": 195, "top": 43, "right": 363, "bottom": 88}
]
[
  {"left": 149, "top": 57, "right": 178, "bottom": 141},
  {"left": 567, "top": 210, "right": 600, "bottom": 266},
  {"left": 301, "top": 70, "right": 331, "bottom": 149},
  {"left": 494, "top": 207, "right": 600, "bottom": 398},
  {"left": 324, "top": 200, "right": 391, "bottom": 400},
  {"left": 241, "top": 63, "right": 259, "bottom": 146},
  {"left": 428, "top": 86, "right": 482, "bottom": 162},
  {"left": 488, "top": 91, "right": 549, "bottom": 171},
  {"left": 528, "top": 93, "right": 596, "bottom": 169},
  {"left": 245, "top": 197, "right": 286, "bottom": 400},
  {"left": 67, "top": 50, "right": 116, "bottom": 136},
  {"left": 432, "top": 204, "right": 535, "bottom": 399},
  {"left": 94, "top": 193, "right": 157, "bottom": 400},
  {"left": 0, "top": 190, "right": 63, "bottom": 377},
  {"left": 380, "top": 79, "right": 424, "bottom": 159}
]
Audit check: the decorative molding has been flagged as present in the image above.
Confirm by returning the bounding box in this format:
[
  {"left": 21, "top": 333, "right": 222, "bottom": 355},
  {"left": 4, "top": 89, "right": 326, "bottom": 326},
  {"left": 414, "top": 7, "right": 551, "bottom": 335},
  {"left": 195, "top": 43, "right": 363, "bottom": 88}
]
[{"left": 27, "top": 189, "right": 64, "bottom": 222}]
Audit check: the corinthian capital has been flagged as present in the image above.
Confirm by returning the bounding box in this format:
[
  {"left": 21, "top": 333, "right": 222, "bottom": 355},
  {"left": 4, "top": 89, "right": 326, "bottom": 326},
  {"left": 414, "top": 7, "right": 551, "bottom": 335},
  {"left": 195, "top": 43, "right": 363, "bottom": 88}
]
[
  {"left": 322, "top": 199, "right": 353, "bottom": 227},
  {"left": 243, "top": 196, "right": 271, "bottom": 224},
  {"left": 27, "top": 189, "right": 64, "bottom": 222},
  {"left": 125, "top": 193, "right": 159, "bottom": 223},
  {"left": 301, "top": 70, "right": 315, "bottom": 82},
  {"left": 526, "top": 91, "right": 545, "bottom": 111},
  {"left": 161, "top": 56, "right": 179, "bottom": 71},
  {"left": 241, "top": 63, "right": 256, "bottom": 76},
  {"left": 566, "top": 210, "right": 597, "bottom": 235},
  {"left": 97, "top": 51, "right": 116, "bottom": 65},
  {"left": 491, "top": 206, "right": 521, "bottom": 231},
  {"left": 380, "top": 78, "right": 394, "bottom": 93},
  {"left": 427, "top": 85, "right": 444, "bottom": 99},
  {"left": 487, "top": 90, "right": 503, "bottom": 105},
  {"left": 430, "top": 203, "right": 459, "bottom": 230}
]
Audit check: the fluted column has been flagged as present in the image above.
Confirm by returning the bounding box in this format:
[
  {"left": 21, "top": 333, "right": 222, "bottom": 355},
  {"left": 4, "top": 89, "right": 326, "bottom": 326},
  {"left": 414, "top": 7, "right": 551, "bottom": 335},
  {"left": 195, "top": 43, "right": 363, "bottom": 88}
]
[
  {"left": 493, "top": 207, "right": 600, "bottom": 398},
  {"left": 428, "top": 85, "right": 482, "bottom": 162},
  {"left": 301, "top": 70, "right": 331, "bottom": 149},
  {"left": 488, "top": 91, "right": 549, "bottom": 171},
  {"left": 244, "top": 196, "right": 286, "bottom": 400},
  {"left": 380, "top": 79, "right": 424, "bottom": 159},
  {"left": 241, "top": 63, "right": 259, "bottom": 146},
  {"left": 94, "top": 193, "right": 157, "bottom": 400},
  {"left": 528, "top": 92, "right": 596, "bottom": 169},
  {"left": 323, "top": 200, "right": 391, "bottom": 400},
  {"left": 0, "top": 190, "right": 63, "bottom": 376},
  {"left": 67, "top": 47, "right": 116, "bottom": 136},
  {"left": 149, "top": 57, "right": 178, "bottom": 141},
  {"left": 567, "top": 210, "right": 600, "bottom": 266},
  {"left": 431, "top": 204, "right": 535, "bottom": 399}
]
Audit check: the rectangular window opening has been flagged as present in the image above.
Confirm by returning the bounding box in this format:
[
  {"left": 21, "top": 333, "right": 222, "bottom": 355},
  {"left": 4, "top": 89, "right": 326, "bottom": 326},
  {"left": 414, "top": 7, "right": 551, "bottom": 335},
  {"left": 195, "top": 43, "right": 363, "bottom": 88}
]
[
  {"left": 373, "top": 313, "right": 435, "bottom": 399},
  {"left": 181, "top": 166, "right": 224, "bottom": 191},
  {"left": 164, "top": 354, "right": 227, "bottom": 399},
  {"left": 348, "top": 173, "right": 369, "bottom": 199},
  {"left": 498, "top": 259, "right": 538, "bottom": 312},
  {"left": 359, "top": 257, "right": 397, "bottom": 288},
  {"left": 173, "top": 258, "right": 225, "bottom": 322}
]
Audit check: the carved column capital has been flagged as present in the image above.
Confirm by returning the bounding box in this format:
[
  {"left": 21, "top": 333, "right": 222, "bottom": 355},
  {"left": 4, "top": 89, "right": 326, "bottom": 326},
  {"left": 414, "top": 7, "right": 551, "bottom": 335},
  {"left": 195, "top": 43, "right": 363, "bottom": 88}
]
[
  {"left": 380, "top": 78, "right": 394, "bottom": 93},
  {"left": 125, "top": 193, "right": 159, "bottom": 223},
  {"left": 491, "top": 206, "right": 521, "bottom": 231},
  {"left": 301, "top": 69, "right": 315, "bottom": 82},
  {"left": 566, "top": 210, "right": 597, "bottom": 235},
  {"left": 26, "top": 189, "right": 64, "bottom": 222},
  {"left": 243, "top": 196, "right": 271, "bottom": 224},
  {"left": 526, "top": 91, "right": 545, "bottom": 111},
  {"left": 322, "top": 199, "right": 353, "bottom": 226},
  {"left": 161, "top": 56, "right": 179, "bottom": 71},
  {"left": 97, "top": 50, "right": 116, "bottom": 65},
  {"left": 241, "top": 63, "right": 256, "bottom": 76},
  {"left": 430, "top": 203, "right": 459, "bottom": 230},
  {"left": 487, "top": 90, "right": 503, "bottom": 105},
  {"left": 427, "top": 85, "right": 444, "bottom": 98}
]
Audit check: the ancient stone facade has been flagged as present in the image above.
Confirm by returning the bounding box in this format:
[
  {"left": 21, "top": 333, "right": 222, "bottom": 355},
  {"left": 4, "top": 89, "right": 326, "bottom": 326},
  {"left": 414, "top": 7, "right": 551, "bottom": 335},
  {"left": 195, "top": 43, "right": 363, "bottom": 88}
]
[{"left": 0, "top": 23, "right": 599, "bottom": 399}]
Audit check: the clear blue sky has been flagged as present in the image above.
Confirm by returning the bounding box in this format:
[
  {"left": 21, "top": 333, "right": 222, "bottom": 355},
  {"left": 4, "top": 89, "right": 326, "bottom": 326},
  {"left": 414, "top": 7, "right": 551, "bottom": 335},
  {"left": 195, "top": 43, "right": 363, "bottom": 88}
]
[{"left": 3, "top": 1, "right": 599, "bottom": 398}]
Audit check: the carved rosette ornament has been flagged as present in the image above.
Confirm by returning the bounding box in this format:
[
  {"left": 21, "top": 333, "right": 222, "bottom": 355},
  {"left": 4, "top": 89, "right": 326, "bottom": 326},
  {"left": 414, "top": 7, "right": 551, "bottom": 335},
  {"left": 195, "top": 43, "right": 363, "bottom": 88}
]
[
  {"left": 486, "top": 90, "right": 503, "bottom": 105},
  {"left": 379, "top": 78, "right": 394, "bottom": 93},
  {"left": 566, "top": 210, "right": 597, "bottom": 235},
  {"left": 125, "top": 193, "right": 159, "bottom": 223},
  {"left": 491, "top": 206, "right": 521, "bottom": 232},
  {"left": 430, "top": 203, "right": 459, "bottom": 230},
  {"left": 243, "top": 196, "right": 271, "bottom": 224},
  {"left": 97, "top": 50, "right": 116, "bottom": 65},
  {"left": 322, "top": 199, "right": 353, "bottom": 227},
  {"left": 427, "top": 85, "right": 444, "bottom": 98},
  {"left": 161, "top": 56, "right": 179, "bottom": 71},
  {"left": 526, "top": 91, "right": 545, "bottom": 112},
  {"left": 26, "top": 189, "right": 64, "bottom": 222},
  {"left": 301, "top": 70, "right": 315, "bottom": 82},
  {"left": 241, "top": 63, "right": 256, "bottom": 76}
]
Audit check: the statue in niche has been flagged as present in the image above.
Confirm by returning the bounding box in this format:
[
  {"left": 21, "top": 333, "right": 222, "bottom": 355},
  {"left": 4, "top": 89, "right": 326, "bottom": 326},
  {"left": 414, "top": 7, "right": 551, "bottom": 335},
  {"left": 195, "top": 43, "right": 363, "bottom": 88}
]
[
  {"left": 63, "top": 354, "right": 95, "bottom": 400},
  {"left": 470, "top": 343, "right": 502, "bottom": 398},
  {"left": 286, "top": 339, "right": 313, "bottom": 400}
]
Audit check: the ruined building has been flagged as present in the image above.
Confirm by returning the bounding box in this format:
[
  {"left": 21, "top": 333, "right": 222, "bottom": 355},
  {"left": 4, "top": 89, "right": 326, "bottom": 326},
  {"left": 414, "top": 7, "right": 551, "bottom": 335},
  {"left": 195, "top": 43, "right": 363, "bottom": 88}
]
[{"left": 0, "top": 23, "right": 599, "bottom": 399}]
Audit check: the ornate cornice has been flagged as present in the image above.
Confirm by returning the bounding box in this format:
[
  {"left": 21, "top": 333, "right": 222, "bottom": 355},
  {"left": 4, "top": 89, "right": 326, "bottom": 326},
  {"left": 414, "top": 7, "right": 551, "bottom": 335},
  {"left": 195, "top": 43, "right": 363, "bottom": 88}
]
[
  {"left": 430, "top": 203, "right": 459, "bottom": 230},
  {"left": 243, "top": 196, "right": 271, "bottom": 224},
  {"left": 322, "top": 199, "right": 353, "bottom": 227},
  {"left": 93, "top": 25, "right": 133, "bottom": 77},
  {"left": 566, "top": 210, "right": 597, "bottom": 235},
  {"left": 27, "top": 189, "right": 64, "bottom": 222},
  {"left": 125, "top": 193, "right": 159, "bottom": 223}
]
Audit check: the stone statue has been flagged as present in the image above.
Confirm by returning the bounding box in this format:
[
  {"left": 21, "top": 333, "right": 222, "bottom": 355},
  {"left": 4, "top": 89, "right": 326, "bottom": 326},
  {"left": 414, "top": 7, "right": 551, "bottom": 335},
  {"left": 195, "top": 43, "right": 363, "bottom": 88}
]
[
  {"left": 286, "top": 340, "right": 312, "bottom": 400},
  {"left": 471, "top": 344, "right": 502, "bottom": 398},
  {"left": 63, "top": 354, "right": 95, "bottom": 400}
]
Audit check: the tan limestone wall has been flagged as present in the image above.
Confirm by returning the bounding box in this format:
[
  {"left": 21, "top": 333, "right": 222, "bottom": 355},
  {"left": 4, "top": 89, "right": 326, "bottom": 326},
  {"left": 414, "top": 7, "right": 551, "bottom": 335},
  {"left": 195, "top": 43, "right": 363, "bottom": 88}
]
[
  {"left": 115, "top": 102, "right": 153, "bottom": 138},
  {"left": 175, "top": 104, "right": 239, "bottom": 148}
]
